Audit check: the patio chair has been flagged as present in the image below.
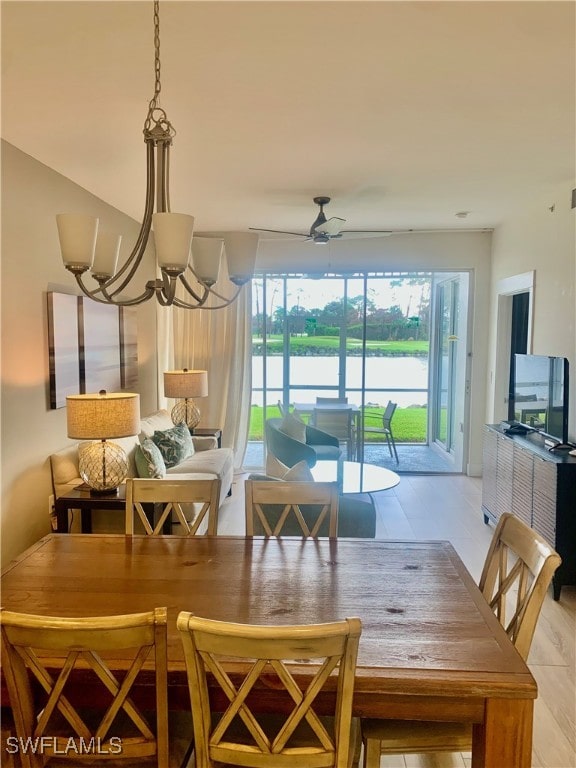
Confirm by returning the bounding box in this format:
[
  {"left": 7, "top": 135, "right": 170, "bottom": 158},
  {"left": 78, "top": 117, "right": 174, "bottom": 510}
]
[
  {"left": 360, "top": 512, "right": 562, "bottom": 767},
  {"left": 177, "top": 612, "right": 362, "bottom": 768},
  {"left": 362, "top": 401, "right": 398, "bottom": 464},
  {"left": 312, "top": 407, "right": 357, "bottom": 460}
]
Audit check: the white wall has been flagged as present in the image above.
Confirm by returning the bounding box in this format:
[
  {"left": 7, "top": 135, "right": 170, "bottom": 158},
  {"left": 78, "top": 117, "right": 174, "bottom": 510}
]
[
  {"left": 486, "top": 182, "right": 576, "bottom": 440},
  {"left": 1, "top": 141, "right": 158, "bottom": 565},
  {"left": 257, "top": 231, "right": 493, "bottom": 475}
]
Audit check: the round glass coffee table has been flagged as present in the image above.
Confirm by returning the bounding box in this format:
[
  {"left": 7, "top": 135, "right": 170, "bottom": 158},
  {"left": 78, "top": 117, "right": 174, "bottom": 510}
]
[{"left": 310, "top": 460, "right": 400, "bottom": 495}]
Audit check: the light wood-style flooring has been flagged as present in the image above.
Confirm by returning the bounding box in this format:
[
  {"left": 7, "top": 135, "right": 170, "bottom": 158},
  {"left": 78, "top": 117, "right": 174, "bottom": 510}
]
[{"left": 219, "top": 472, "right": 576, "bottom": 768}]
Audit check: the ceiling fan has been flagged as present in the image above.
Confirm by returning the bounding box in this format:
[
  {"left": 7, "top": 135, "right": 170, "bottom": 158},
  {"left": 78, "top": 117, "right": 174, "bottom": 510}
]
[{"left": 250, "top": 196, "right": 394, "bottom": 244}]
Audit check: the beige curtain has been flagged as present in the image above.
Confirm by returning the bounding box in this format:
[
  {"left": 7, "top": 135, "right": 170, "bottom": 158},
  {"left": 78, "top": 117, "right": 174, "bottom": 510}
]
[{"left": 156, "top": 282, "right": 252, "bottom": 469}]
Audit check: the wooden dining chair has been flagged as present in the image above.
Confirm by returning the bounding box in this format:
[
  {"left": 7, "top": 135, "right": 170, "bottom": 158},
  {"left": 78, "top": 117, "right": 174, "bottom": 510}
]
[
  {"left": 125, "top": 477, "right": 221, "bottom": 536},
  {"left": 0, "top": 607, "right": 169, "bottom": 768},
  {"left": 361, "top": 512, "right": 562, "bottom": 767},
  {"left": 177, "top": 612, "right": 362, "bottom": 768},
  {"left": 245, "top": 479, "right": 339, "bottom": 537},
  {"left": 362, "top": 401, "right": 398, "bottom": 463},
  {"left": 312, "top": 408, "right": 357, "bottom": 460}
]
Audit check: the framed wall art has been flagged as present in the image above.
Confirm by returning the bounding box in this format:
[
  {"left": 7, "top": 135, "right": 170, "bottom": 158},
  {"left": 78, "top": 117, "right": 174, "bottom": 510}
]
[{"left": 47, "top": 292, "right": 138, "bottom": 409}]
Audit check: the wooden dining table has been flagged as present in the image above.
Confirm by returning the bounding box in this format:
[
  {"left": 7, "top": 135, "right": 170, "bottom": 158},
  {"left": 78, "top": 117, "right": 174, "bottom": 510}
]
[{"left": 1, "top": 534, "right": 536, "bottom": 768}]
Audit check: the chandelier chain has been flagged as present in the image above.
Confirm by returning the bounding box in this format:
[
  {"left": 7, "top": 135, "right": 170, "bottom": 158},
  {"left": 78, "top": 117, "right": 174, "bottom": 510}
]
[{"left": 144, "top": 0, "right": 175, "bottom": 140}]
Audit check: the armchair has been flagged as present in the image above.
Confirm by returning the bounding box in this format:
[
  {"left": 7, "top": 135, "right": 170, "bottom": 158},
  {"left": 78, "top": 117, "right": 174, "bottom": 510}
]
[{"left": 265, "top": 418, "right": 342, "bottom": 468}]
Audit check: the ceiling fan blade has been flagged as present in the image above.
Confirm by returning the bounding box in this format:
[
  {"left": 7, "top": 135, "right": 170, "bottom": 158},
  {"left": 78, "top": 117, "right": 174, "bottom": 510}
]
[
  {"left": 340, "top": 229, "right": 393, "bottom": 236},
  {"left": 249, "top": 227, "right": 308, "bottom": 237},
  {"left": 315, "top": 217, "right": 346, "bottom": 236}
]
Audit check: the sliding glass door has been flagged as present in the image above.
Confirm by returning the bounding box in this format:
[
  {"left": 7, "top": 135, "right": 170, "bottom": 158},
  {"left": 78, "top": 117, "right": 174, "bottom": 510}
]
[
  {"left": 430, "top": 273, "right": 470, "bottom": 471},
  {"left": 248, "top": 271, "right": 469, "bottom": 472}
]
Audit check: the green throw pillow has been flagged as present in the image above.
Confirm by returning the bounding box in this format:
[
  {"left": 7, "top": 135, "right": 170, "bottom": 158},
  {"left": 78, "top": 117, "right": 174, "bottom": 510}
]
[
  {"left": 151, "top": 423, "right": 194, "bottom": 469},
  {"left": 135, "top": 438, "right": 166, "bottom": 479}
]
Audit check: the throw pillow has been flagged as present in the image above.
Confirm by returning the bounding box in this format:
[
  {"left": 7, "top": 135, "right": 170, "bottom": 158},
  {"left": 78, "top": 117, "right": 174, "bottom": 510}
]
[
  {"left": 279, "top": 413, "right": 307, "bottom": 443},
  {"left": 151, "top": 423, "right": 194, "bottom": 469},
  {"left": 265, "top": 452, "right": 290, "bottom": 479},
  {"left": 282, "top": 460, "right": 314, "bottom": 482},
  {"left": 135, "top": 438, "right": 166, "bottom": 479}
]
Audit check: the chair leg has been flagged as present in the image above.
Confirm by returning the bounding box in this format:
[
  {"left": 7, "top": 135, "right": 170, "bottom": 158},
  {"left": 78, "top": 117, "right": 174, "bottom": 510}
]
[
  {"left": 384, "top": 432, "right": 393, "bottom": 459},
  {"left": 389, "top": 430, "right": 399, "bottom": 463},
  {"left": 362, "top": 735, "right": 382, "bottom": 768}
]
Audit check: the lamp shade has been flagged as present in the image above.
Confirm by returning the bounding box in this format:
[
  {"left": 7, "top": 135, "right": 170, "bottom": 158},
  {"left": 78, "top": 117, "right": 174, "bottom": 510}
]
[
  {"left": 56, "top": 214, "right": 99, "bottom": 269},
  {"left": 164, "top": 370, "right": 208, "bottom": 399},
  {"left": 191, "top": 237, "right": 223, "bottom": 286},
  {"left": 92, "top": 232, "right": 122, "bottom": 278},
  {"left": 152, "top": 212, "right": 194, "bottom": 273},
  {"left": 67, "top": 392, "right": 140, "bottom": 440},
  {"left": 223, "top": 232, "right": 259, "bottom": 285}
]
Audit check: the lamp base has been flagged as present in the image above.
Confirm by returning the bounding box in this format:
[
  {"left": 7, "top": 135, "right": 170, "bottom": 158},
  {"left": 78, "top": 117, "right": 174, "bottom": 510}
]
[
  {"left": 78, "top": 441, "right": 128, "bottom": 492},
  {"left": 171, "top": 399, "right": 201, "bottom": 430}
]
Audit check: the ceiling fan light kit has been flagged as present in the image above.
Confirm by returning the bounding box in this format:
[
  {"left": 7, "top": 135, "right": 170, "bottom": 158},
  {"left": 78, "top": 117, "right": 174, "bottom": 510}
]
[{"left": 56, "top": 1, "right": 258, "bottom": 310}]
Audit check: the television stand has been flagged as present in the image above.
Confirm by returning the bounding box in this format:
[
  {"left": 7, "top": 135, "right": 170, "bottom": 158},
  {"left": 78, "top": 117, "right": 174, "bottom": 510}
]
[{"left": 482, "top": 424, "right": 576, "bottom": 600}]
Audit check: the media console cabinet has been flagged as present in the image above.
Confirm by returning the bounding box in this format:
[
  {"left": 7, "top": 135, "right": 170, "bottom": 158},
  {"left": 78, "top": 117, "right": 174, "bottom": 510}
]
[{"left": 482, "top": 424, "right": 576, "bottom": 600}]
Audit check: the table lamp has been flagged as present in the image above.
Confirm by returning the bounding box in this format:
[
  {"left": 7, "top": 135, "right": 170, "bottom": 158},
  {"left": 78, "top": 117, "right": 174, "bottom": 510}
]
[
  {"left": 164, "top": 369, "right": 208, "bottom": 430},
  {"left": 66, "top": 391, "right": 140, "bottom": 494}
]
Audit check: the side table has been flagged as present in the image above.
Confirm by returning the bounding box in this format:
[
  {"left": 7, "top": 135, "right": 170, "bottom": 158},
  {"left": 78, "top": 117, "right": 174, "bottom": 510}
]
[
  {"left": 190, "top": 427, "right": 222, "bottom": 448},
  {"left": 54, "top": 485, "right": 127, "bottom": 534}
]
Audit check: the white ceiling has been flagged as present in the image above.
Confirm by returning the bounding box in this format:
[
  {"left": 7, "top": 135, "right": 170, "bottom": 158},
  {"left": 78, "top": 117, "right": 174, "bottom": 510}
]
[{"left": 2, "top": 1, "right": 574, "bottom": 237}]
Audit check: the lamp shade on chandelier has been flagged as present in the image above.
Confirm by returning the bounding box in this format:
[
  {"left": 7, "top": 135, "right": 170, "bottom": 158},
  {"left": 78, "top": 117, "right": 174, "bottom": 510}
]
[{"left": 56, "top": 1, "right": 258, "bottom": 310}]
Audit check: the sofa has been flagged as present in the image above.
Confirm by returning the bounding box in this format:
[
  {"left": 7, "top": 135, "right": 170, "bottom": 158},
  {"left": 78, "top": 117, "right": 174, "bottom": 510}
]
[
  {"left": 50, "top": 409, "right": 234, "bottom": 506},
  {"left": 265, "top": 417, "right": 342, "bottom": 468}
]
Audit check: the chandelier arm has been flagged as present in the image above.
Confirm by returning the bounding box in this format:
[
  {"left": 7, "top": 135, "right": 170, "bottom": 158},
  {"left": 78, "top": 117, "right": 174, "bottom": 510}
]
[
  {"left": 182, "top": 264, "right": 243, "bottom": 304},
  {"left": 172, "top": 281, "right": 243, "bottom": 310},
  {"left": 103, "top": 141, "right": 158, "bottom": 297},
  {"left": 178, "top": 273, "right": 211, "bottom": 304},
  {"left": 153, "top": 272, "right": 179, "bottom": 306},
  {"left": 179, "top": 272, "right": 211, "bottom": 302},
  {"left": 73, "top": 274, "right": 156, "bottom": 306},
  {"left": 202, "top": 283, "right": 244, "bottom": 303},
  {"left": 173, "top": 293, "right": 240, "bottom": 310}
]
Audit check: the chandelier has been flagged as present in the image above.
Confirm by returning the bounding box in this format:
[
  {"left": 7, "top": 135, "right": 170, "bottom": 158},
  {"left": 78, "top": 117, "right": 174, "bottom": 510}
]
[{"left": 56, "top": 1, "right": 258, "bottom": 309}]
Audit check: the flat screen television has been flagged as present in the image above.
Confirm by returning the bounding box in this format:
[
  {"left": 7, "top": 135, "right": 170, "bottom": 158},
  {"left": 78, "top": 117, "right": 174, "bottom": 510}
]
[{"left": 512, "top": 354, "right": 569, "bottom": 444}]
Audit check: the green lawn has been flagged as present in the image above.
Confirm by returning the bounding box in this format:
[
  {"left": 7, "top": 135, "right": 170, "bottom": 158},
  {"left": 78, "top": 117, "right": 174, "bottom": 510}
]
[
  {"left": 252, "top": 336, "right": 429, "bottom": 356},
  {"left": 249, "top": 405, "right": 427, "bottom": 443}
]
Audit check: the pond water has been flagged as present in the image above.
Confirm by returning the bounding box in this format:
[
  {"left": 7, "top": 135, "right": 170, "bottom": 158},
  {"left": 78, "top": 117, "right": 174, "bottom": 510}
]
[{"left": 252, "top": 356, "right": 429, "bottom": 407}]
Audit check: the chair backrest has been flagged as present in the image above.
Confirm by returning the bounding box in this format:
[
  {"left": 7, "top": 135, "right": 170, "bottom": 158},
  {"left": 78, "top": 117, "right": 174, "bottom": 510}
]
[
  {"left": 277, "top": 400, "right": 287, "bottom": 417},
  {"left": 316, "top": 397, "right": 348, "bottom": 404},
  {"left": 125, "top": 477, "right": 221, "bottom": 536},
  {"left": 0, "top": 607, "right": 169, "bottom": 768},
  {"left": 245, "top": 480, "right": 339, "bottom": 537},
  {"left": 177, "top": 612, "right": 362, "bottom": 768},
  {"left": 382, "top": 401, "right": 397, "bottom": 429},
  {"left": 313, "top": 408, "right": 354, "bottom": 440},
  {"left": 479, "top": 512, "right": 561, "bottom": 660}
]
